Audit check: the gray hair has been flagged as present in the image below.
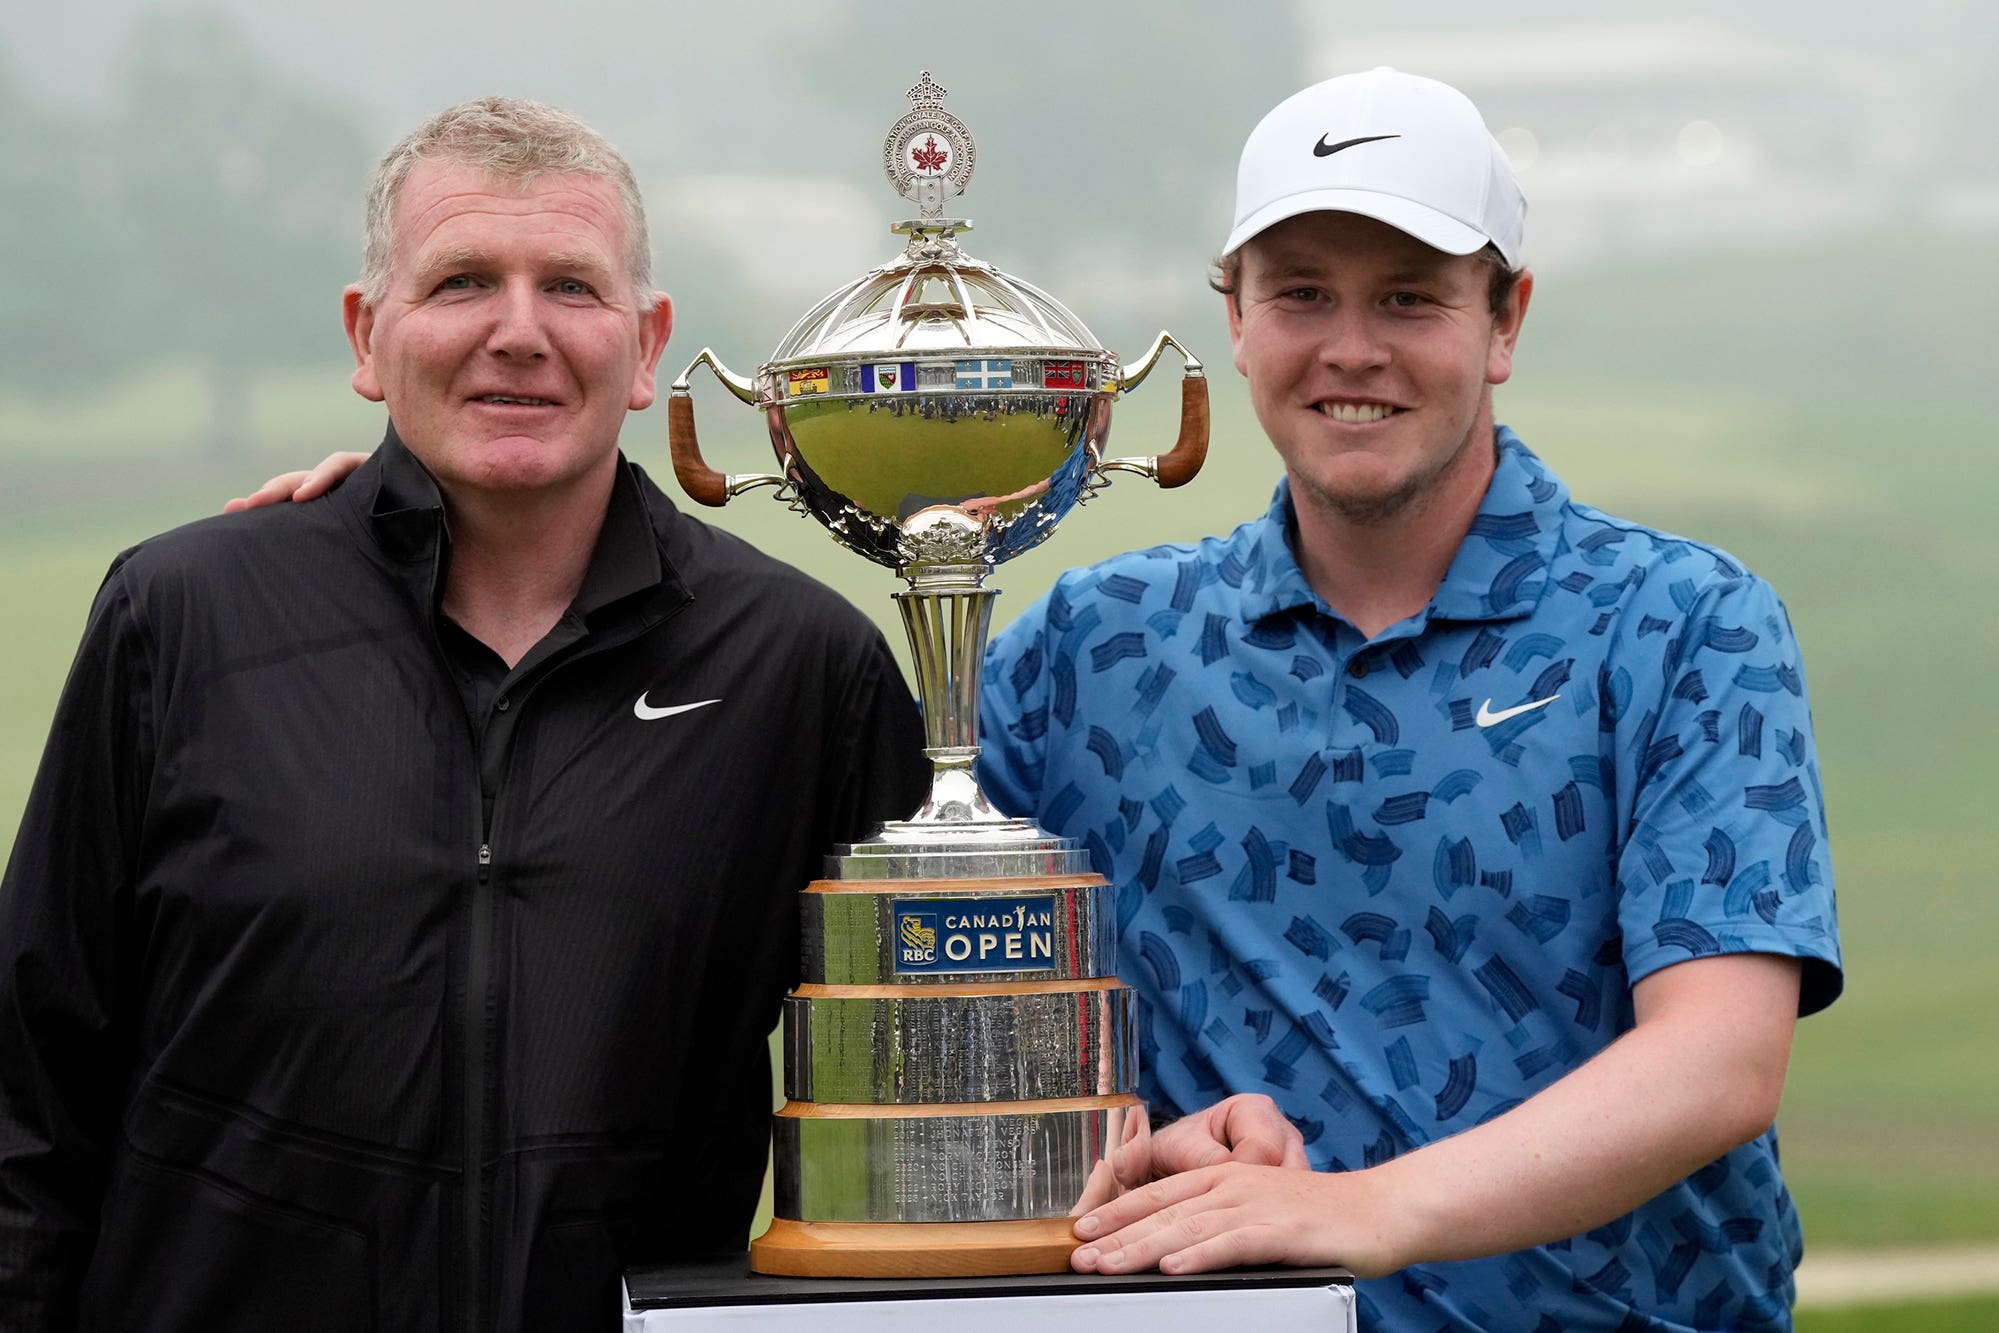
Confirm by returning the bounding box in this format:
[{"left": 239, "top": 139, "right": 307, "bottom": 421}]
[{"left": 358, "top": 96, "right": 657, "bottom": 310}]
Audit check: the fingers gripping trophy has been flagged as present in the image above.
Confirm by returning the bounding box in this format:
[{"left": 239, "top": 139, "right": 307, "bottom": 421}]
[{"left": 668, "top": 72, "right": 1209, "bottom": 1278}]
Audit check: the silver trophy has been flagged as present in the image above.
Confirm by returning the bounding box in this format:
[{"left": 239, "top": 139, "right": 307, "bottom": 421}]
[{"left": 667, "top": 72, "right": 1207, "bottom": 1278}]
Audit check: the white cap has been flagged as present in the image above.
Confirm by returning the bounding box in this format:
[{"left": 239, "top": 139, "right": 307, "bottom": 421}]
[{"left": 1223, "top": 67, "right": 1526, "bottom": 268}]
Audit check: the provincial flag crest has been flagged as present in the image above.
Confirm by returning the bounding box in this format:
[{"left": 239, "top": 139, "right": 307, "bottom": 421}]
[
  {"left": 863, "top": 362, "right": 916, "bottom": 394},
  {"left": 1043, "top": 360, "right": 1088, "bottom": 390},
  {"left": 787, "top": 366, "right": 831, "bottom": 396},
  {"left": 955, "top": 358, "right": 1013, "bottom": 390}
]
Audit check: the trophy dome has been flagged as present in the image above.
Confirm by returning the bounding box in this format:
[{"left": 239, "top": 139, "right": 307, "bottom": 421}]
[{"left": 772, "top": 248, "right": 1104, "bottom": 362}]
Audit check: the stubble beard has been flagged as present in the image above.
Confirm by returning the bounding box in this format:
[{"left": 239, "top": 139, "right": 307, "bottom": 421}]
[
  {"left": 1294, "top": 419, "right": 1490, "bottom": 529},
  {"left": 1306, "top": 469, "right": 1435, "bottom": 526}
]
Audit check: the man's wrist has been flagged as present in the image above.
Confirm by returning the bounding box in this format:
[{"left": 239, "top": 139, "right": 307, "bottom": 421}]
[{"left": 1359, "top": 1146, "right": 1452, "bottom": 1273}]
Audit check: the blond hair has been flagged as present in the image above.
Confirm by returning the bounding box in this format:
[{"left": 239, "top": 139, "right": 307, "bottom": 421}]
[{"left": 358, "top": 96, "right": 656, "bottom": 310}]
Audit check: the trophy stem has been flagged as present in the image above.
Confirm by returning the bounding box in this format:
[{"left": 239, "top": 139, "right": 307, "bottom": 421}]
[{"left": 893, "top": 579, "right": 1005, "bottom": 825}]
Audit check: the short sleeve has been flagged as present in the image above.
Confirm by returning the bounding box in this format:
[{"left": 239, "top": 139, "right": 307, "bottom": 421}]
[{"left": 1615, "top": 574, "right": 1842, "bottom": 1015}]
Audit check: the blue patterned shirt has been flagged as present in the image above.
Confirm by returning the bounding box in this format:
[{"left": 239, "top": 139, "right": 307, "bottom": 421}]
[{"left": 979, "top": 428, "right": 1842, "bottom": 1331}]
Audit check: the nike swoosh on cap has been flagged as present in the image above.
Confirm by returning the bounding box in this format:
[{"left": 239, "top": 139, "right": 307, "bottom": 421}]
[
  {"left": 1475, "top": 695, "right": 1561, "bottom": 728},
  {"left": 633, "top": 694, "right": 721, "bottom": 721},
  {"left": 1313, "top": 133, "right": 1401, "bottom": 158}
]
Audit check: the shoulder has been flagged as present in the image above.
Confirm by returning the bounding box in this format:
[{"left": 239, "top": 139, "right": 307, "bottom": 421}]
[
  {"left": 1001, "top": 518, "right": 1270, "bottom": 649},
  {"left": 1563, "top": 496, "right": 1752, "bottom": 582},
  {"left": 1550, "top": 501, "right": 1819, "bottom": 783},
  {"left": 102, "top": 496, "right": 352, "bottom": 611},
  {"left": 1550, "top": 496, "right": 1794, "bottom": 637}
]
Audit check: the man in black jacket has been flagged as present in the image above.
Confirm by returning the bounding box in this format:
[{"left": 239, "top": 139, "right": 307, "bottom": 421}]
[{"left": 0, "top": 97, "right": 926, "bottom": 1332}]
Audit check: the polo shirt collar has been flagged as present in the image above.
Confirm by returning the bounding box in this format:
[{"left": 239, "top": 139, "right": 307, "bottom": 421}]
[
  {"left": 1235, "top": 484, "right": 1322, "bottom": 624},
  {"left": 1427, "top": 424, "right": 1569, "bottom": 622},
  {"left": 1237, "top": 425, "right": 1570, "bottom": 627}
]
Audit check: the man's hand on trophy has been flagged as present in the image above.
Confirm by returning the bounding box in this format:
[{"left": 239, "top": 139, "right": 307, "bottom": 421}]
[
  {"left": 1069, "top": 1099, "right": 1154, "bottom": 1217},
  {"left": 1141, "top": 1093, "right": 1309, "bottom": 1181},
  {"left": 224, "top": 451, "right": 367, "bottom": 512},
  {"left": 1074, "top": 1092, "right": 1313, "bottom": 1263},
  {"left": 1109, "top": 1097, "right": 1154, "bottom": 1192},
  {"left": 1068, "top": 1160, "right": 1402, "bottom": 1279}
]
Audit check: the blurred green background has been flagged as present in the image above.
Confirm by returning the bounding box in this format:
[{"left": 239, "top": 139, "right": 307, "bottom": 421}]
[{"left": 3, "top": 0, "right": 1994, "bottom": 1319}]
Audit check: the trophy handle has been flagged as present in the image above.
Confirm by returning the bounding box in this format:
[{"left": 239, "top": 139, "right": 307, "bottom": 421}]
[
  {"left": 667, "top": 348, "right": 787, "bottom": 508},
  {"left": 1096, "top": 331, "right": 1210, "bottom": 489}
]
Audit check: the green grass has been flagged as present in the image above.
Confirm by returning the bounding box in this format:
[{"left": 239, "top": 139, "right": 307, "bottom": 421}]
[
  {"left": 0, "top": 360, "right": 383, "bottom": 464},
  {"left": 0, "top": 536, "right": 121, "bottom": 835},
  {"left": 1510, "top": 389, "right": 1999, "bottom": 1249},
  {"left": 4, "top": 347, "right": 1997, "bottom": 1262},
  {"left": 1799, "top": 1294, "right": 1999, "bottom": 1332}
]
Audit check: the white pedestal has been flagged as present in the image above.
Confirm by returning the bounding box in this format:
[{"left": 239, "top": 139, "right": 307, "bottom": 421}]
[{"left": 622, "top": 1260, "right": 1356, "bottom": 1332}]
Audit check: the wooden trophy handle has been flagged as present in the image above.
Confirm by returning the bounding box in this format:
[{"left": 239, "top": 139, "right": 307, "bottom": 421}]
[
  {"left": 667, "top": 393, "right": 728, "bottom": 507},
  {"left": 1154, "top": 372, "right": 1210, "bottom": 489}
]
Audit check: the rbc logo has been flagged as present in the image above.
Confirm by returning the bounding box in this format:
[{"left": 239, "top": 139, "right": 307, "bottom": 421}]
[{"left": 897, "top": 912, "right": 939, "bottom": 966}]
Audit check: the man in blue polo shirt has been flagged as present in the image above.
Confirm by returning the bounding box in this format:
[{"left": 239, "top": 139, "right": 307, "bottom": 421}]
[{"left": 979, "top": 69, "right": 1841, "bottom": 1330}]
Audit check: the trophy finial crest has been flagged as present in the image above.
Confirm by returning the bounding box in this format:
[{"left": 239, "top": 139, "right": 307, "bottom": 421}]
[
  {"left": 906, "top": 71, "right": 949, "bottom": 110},
  {"left": 884, "top": 70, "right": 976, "bottom": 220}
]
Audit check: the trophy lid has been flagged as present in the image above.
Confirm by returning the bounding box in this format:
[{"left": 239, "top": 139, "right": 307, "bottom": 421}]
[
  {"left": 770, "top": 259, "right": 1102, "bottom": 362},
  {"left": 768, "top": 72, "right": 1105, "bottom": 366}
]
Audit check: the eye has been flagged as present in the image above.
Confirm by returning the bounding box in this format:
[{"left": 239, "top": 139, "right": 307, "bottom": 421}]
[
  {"left": 552, "top": 278, "right": 596, "bottom": 297},
  {"left": 1384, "top": 290, "right": 1431, "bottom": 309},
  {"left": 1273, "top": 285, "right": 1327, "bottom": 306},
  {"left": 435, "top": 274, "right": 478, "bottom": 292}
]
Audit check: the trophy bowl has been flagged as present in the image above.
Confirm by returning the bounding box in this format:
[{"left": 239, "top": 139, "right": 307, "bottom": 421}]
[{"left": 668, "top": 233, "right": 1206, "bottom": 573}]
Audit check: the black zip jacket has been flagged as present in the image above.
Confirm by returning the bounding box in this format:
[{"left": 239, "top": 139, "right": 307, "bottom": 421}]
[{"left": 0, "top": 433, "right": 927, "bottom": 1332}]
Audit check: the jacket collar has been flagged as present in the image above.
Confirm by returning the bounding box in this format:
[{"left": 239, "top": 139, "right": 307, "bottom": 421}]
[
  {"left": 355, "top": 422, "right": 687, "bottom": 626},
  {"left": 1237, "top": 424, "right": 1570, "bottom": 628},
  {"left": 364, "top": 422, "right": 445, "bottom": 565}
]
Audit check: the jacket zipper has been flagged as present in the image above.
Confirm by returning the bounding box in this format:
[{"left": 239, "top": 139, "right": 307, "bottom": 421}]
[
  {"left": 464, "top": 817, "right": 493, "bottom": 1332},
  {"left": 424, "top": 553, "right": 688, "bottom": 1332},
  {"left": 418, "top": 538, "right": 496, "bottom": 1333}
]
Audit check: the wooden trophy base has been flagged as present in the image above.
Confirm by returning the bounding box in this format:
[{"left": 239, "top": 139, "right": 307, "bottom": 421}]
[{"left": 749, "top": 1216, "right": 1080, "bottom": 1278}]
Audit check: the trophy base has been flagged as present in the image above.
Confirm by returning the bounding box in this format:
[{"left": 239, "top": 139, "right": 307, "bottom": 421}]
[{"left": 749, "top": 1216, "right": 1079, "bottom": 1278}]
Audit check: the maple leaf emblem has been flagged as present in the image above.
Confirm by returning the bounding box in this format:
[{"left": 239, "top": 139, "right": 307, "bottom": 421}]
[{"left": 911, "top": 135, "right": 949, "bottom": 173}]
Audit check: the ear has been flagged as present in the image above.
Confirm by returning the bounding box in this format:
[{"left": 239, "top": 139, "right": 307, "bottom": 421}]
[
  {"left": 343, "top": 285, "right": 385, "bottom": 403},
  {"left": 1486, "top": 268, "right": 1534, "bottom": 387},
  {"left": 627, "top": 291, "right": 676, "bottom": 411},
  {"left": 1226, "top": 290, "right": 1249, "bottom": 379}
]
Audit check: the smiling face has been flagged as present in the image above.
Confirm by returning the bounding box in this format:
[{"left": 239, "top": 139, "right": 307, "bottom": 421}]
[
  {"left": 343, "top": 159, "right": 672, "bottom": 501},
  {"left": 1228, "top": 210, "right": 1529, "bottom": 527}
]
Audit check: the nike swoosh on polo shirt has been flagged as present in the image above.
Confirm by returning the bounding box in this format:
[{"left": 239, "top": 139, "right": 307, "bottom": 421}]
[{"left": 1475, "top": 695, "right": 1560, "bottom": 727}]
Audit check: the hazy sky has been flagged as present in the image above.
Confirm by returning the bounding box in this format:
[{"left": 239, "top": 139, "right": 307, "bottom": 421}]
[
  {"left": 15, "top": 0, "right": 1984, "bottom": 120},
  {"left": 6, "top": 1, "right": 1991, "bottom": 383}
]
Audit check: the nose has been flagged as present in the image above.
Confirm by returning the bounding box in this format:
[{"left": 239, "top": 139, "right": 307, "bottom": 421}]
[
  {"left": 1316, "top": 308, "right": 1389, "bottom": 374},
  {"left": 485, "top": 279, "right": 550, "bottom": 360}
]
